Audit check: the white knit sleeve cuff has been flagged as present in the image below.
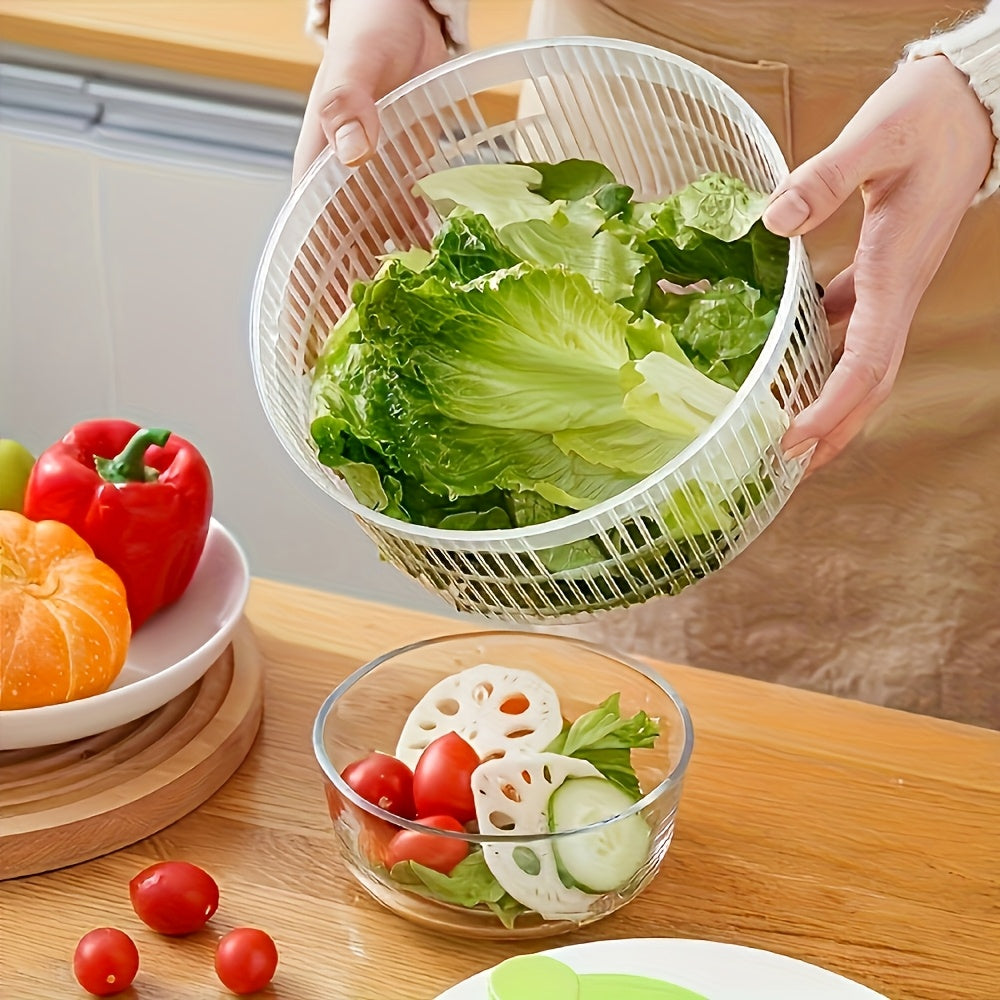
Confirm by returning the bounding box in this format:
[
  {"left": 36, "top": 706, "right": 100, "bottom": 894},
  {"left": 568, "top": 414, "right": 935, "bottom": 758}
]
[
  {"left": 429, "top": 0, "right": 469, "bottom": 52},
  {"left": 306, "top": 0, "right": 469, "bottom": 53},
  {"left": 905, "top": 4, "right": 1000, "bottom": 201},
  {"left": 305, "top": 0, "right": 328, "bottom": 42}
]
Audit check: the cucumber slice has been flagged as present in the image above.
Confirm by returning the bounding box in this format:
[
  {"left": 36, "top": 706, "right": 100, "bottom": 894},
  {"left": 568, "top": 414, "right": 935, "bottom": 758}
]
[{"left": 547, "top": 777, "right": 651, "bottom": 894}]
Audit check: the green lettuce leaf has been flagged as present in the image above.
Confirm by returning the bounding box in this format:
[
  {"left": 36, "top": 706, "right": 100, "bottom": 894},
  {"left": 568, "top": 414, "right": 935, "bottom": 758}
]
[
  {"left": 356, "top": 361, "right": 641, "bottom": 508},
  {"left": 412, "top": 163, "right": 559, "bottom": 227},
  {"left": 645, "top": 277, "right": 777, "bottom": 389},
  {"left": 670, "top": 171, "right": 770, "bottom": 243},
  {"left": 595, "top": 181, "right": 635, "bottom": 219},
  {"left": 435, "top": 507, "right": 512, "bottom": 531},
  {"left": 389, "top": 851, "right": 528, "bottom": 929},
  {"left": 647, "top": 217, "right": 788, "bottom": 299},
  {"left": 498, "top": 213, "right": 647, "bottom": 302},
  {"left": 638, "top": 173, "right": 788, "bottom": 298},
  {"left": 485, "top": 892, "right": 532, "bottom": 929},
  {"left": 308, "top": 306, "right": 365, "bottom": 424},
  {"left": 621, "top": 351, "right": 735, "bottom": 436},
  {"left": 310, "top": 416, "right": 395, "bottom": 512},
  {"left": 546, "top": 693, "right": 660, "bottom": 799},
  {"left": 424, "top": 210, "right": 521, "bottom": 284},
  {"left": 355, "top": 263, "right": 742, "bottom": 504},
  {"left": 520, "top": 158, "right": 634, "bottom": 221},
  {"left": 362, "top": 265, "right": 631, "bottom": 434},
  {"left": 521, "top": 158, "right": 616, "bottom": 201},
  {"left": 379, "top": 246, "right": 433, "bottom": 272},
  {"left": 308, "top": 160, "right": 792, "bottom": 606},
  {"left": 747, "top": 221, "right": 791, "bottom": 298},
  {"left": 660, "top": 479, "right": 741, "bottom": 540},
  {"left": 508, "top": 492, "right": 608, "bottom": 572},
  {"left": 673, "top": 278, "right": 775, "bottom": 373}
]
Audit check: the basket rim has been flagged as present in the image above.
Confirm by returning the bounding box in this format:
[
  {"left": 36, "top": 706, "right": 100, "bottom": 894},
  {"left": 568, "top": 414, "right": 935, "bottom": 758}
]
[{"left": 250, "top": 34, "right": 803, "bottom": 547}]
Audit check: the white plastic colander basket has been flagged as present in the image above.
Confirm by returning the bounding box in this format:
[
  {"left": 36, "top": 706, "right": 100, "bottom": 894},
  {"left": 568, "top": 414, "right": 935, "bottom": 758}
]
[{"left": 251, "top": 37, "right": 831, "bottom": 623}]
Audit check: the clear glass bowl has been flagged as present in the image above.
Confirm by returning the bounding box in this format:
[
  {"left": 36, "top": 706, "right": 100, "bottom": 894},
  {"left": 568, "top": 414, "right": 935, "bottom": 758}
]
[{"left": 312, "top": 630, "right": 693, "bottom": 939}]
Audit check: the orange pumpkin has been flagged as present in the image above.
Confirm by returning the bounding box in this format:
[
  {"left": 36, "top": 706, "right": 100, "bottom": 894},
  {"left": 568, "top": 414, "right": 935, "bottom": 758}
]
[{"left": 0, "top": 511, "right": 131, "bottom": 710}]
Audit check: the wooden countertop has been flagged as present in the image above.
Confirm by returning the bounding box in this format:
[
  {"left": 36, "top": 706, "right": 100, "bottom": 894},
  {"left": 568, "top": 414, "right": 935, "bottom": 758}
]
[
  {"left": 2, "top": 579, "right": 998, "bottom": 999},
  {"left": 0, "top": 0, "right": 533, "bottom": 94}
]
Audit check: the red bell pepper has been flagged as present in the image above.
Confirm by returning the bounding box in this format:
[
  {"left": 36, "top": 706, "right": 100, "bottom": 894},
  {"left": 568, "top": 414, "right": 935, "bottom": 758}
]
[{"left": 23, "top": 419, "right": 213, "bottom": 630}]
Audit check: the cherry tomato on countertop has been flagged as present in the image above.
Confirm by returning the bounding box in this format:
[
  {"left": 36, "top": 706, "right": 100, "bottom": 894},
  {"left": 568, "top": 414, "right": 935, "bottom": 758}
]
[
  {"left": 341, "top": 751, "right": 416, "bottom": 819},
  {"left": 72, "top": 928, "right": 139, "bottom": 997},
  {"left": 129, "top": 860, "right": 219, "bottom": 935},
  {"left": 384, "top": 814, "right": 469, "bottom": 874},
  {"left": 215, "top": 927, "right": 279, "bottom": 995},
  {"left": 412, "top": 732, "right": 480, "bottom": 824}
]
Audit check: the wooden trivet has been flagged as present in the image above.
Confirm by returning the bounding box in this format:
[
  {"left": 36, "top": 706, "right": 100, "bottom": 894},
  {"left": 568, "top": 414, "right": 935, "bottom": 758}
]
[{"left": 0, "top": 621, "right": 263, "bottom": 879}]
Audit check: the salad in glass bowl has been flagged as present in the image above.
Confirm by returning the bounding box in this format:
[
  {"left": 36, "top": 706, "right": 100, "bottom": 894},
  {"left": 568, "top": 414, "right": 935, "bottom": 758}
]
[{"left": 313, "top": 631, "right": 693, "bottom": 939}]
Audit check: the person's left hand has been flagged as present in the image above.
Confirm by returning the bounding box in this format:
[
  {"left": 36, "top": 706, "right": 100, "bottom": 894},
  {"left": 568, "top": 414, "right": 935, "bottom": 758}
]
[{"left": 763, "top": 54, "right": 995, "bottom": 471}]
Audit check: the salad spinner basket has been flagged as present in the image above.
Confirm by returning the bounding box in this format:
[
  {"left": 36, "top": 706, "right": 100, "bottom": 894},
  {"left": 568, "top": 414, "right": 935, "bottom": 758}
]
[{"left": 251, "top": 37, "right": 831, "bottom": 622}]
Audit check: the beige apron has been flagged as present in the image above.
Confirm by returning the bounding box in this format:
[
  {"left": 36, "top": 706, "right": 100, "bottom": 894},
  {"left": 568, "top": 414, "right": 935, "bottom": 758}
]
[{"left": 525, "top": 0, "right": 1000, "bottom": 728}]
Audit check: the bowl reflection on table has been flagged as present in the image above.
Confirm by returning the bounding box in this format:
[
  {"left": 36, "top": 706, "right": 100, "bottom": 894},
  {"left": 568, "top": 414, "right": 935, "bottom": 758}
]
[{"left": 312, "top": 631, "right": 693, "bottom": 939}]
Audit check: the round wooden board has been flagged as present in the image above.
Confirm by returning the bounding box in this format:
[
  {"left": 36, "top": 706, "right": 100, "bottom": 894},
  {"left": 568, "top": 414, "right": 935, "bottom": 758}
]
[{"left": 0, "top": 621, "right": 263, "bottom": 880}]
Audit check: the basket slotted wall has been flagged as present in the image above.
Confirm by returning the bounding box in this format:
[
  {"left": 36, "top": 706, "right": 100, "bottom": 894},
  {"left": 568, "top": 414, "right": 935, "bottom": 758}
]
[{"left": 251, "top": 38, "right": 831, "bottom": 622}]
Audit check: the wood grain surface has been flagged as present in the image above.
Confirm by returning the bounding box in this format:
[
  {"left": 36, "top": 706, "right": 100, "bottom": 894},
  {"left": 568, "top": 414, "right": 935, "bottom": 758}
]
[
  {"left": 1, "top": 580, "right": 997, "bottom": 999},
  {"left": 0, "top": 624, "right": 263, "bottom": 880},
  {"left": 0, "top": 0, "right": 533, "bottom": 99}
]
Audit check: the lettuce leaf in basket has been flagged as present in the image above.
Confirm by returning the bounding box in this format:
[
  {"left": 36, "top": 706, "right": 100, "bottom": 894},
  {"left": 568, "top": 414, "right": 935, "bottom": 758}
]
[
  {"left": 667, "top": 170, "right": 770, "bottom": 243},
  {"left": 644, "top": 195, "right": 789, "bottom": 300},
  {"left": 499, "top": 215, "right": 646, "bottom": 302},
  {"left": 417, "top": 165, "right": 647, "bottom": 301},
  {"left": 310, "top": 263, "right": 756, "bottom": 524},
  {"left": 413, "top": 159, "right": 630, "bottom": 231},
  {"left": 518, "top": 157, "right": 636, "bottom": 230},
  {"left": 640, "top": 277, "right": 779, "bottom": 391},
  {"left": 307, "top": 159, "right": 792, "bottom": 601},
  {"left": 415, "top": 210, "right": 521, "bottom": 284},
  {"left": 412, "top": 162, "right": 559, "bottom": 228},
  {"left": 313, "top": 369, "right": 639, "bottom": 515},
  {"left": 519, "top": 157, "right": 617, "bottom": 201},
  {"left": 356, "top": 261, "right": 750, "bottom": 487},
  {"left": 363, "top": 264, "right": 633, "bottom": 433}
]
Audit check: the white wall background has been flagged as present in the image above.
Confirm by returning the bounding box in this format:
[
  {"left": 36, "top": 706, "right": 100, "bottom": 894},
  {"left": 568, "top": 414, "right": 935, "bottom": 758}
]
[{"left": 0, "top": 65, "right": 457, "bottom": 620}]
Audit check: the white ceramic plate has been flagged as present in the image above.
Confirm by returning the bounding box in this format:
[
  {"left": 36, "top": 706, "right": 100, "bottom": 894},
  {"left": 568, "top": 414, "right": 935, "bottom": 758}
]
[
  {"left": 434, "top": 938, "right": 890, "bottom": 1000},
  {"left": 0, "top": 519, "right": 250, "bottom": 751}
]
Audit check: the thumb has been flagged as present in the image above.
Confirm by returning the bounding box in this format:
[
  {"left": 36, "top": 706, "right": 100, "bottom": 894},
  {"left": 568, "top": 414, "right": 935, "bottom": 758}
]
[
  {"left": 762, "top": 145, "right": 866, "bottom": 237},
  {"left": 292, "top": 52, "right": 387, "bottom": 183},
  {"left": 316, "top": 58, "right": 385, "bottom": 166}
]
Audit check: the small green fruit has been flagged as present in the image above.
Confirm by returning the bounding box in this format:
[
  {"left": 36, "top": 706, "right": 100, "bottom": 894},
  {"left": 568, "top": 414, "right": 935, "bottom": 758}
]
[{"left": 0, "top": 438, "right": 36, "bottom": 513}]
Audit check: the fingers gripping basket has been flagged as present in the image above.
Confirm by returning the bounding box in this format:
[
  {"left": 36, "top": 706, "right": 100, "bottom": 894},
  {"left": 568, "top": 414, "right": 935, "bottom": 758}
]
[{"left": 251, "top": 37, "right": 831, "bottom": 623}]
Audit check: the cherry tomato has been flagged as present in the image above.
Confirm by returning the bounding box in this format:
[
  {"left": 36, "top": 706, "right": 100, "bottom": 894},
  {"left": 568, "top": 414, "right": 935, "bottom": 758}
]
[
  {"left": 412, "top": 732, "right": 480, "bottom": 823},
  {"left": 72, "top": 928, "right": 139, "bottom": 997},
  {"left": 325, "top": 780, "right": 397, "bottom": 867},
  {"left": 129, "top": 860, "right": 219, "bottom": 935},
  {"left": 214, "top": 927, "right": 279, "bottom": 995},
  {"left": 384, "top": 814, "right": 469, "bottom": 874},
  {"left": 341, "top": 752, "right": 416, "bottom": 819}
]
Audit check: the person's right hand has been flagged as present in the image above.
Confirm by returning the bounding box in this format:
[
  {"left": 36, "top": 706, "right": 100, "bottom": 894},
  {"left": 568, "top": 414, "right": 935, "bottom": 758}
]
[
  {"left": 763, "top": 54, "right": 995, "bottom": 471},
  {"left": 293, "top": 0, "right": 450, "bottom": 184}
]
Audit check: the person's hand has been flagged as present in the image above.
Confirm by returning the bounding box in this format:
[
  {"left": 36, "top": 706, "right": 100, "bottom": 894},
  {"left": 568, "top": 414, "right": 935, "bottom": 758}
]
[
  {"left": 293, "top": 0, "right": 449, "bottom": 184},
  {"left": 762, "top": 54, "right": 995, "bottom": 470}
]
